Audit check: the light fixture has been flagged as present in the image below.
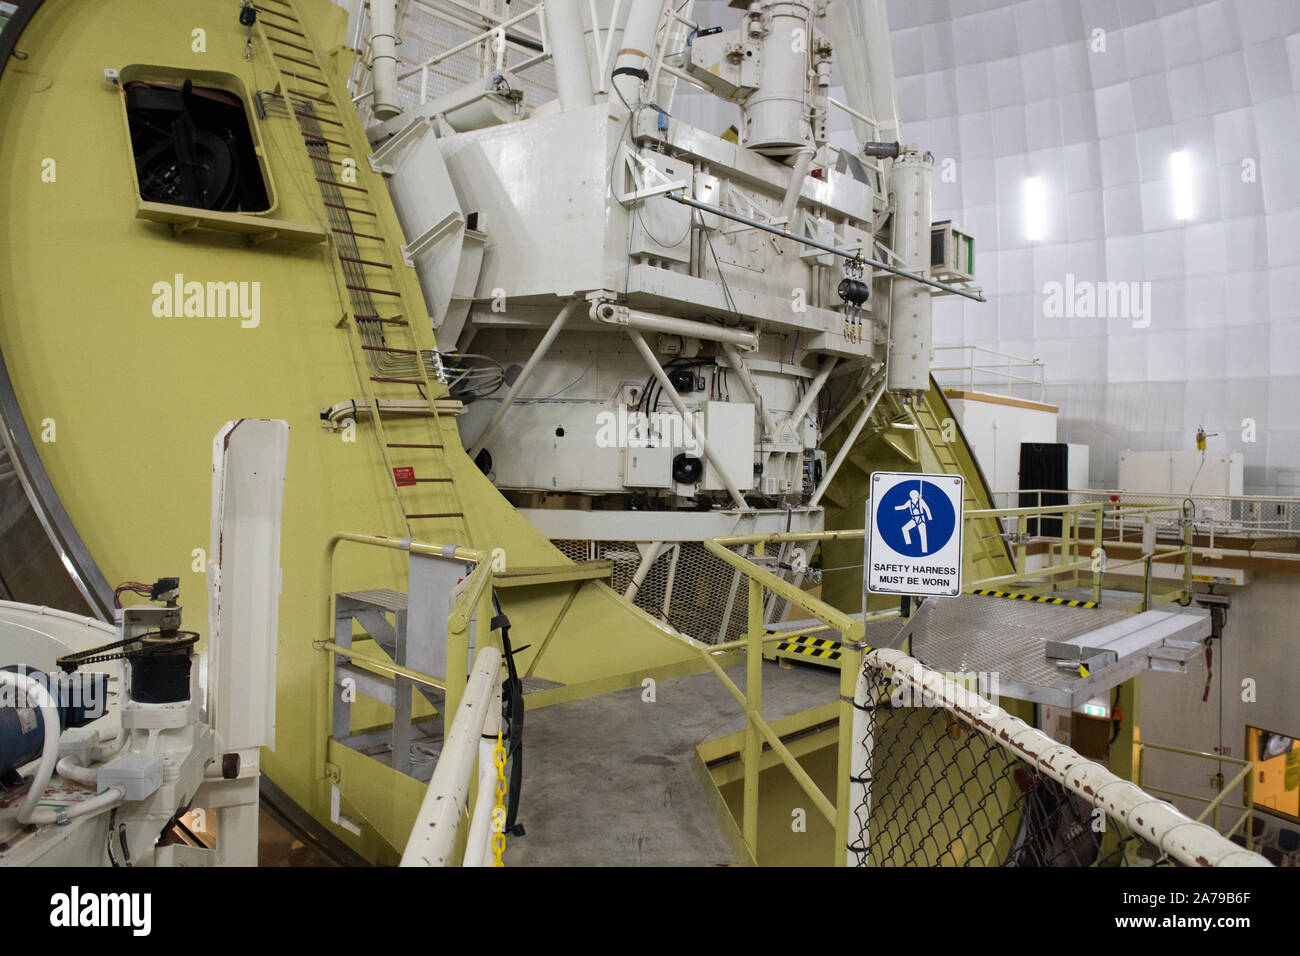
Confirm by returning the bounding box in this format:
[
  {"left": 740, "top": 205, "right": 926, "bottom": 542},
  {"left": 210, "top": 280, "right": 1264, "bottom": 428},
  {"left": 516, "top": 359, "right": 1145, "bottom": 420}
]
[
  {"left": 1022, "top": 176, "right": 1047, "bottom": 241},
  {"left": 1170, "top": 149, "right": 1195, "bottom": 221}
]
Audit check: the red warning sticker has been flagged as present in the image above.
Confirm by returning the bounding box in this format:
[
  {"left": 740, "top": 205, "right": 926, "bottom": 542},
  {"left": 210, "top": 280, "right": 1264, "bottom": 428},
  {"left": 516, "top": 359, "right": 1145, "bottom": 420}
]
[{"left": 393, "top": 466, "right": 416, "bottom": 487}]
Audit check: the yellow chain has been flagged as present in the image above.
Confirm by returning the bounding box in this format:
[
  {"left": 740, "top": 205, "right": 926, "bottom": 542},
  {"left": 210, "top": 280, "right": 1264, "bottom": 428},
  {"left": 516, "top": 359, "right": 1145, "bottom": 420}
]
[{"left": 492, "top": 728, "right": 508, "bottom": 867}]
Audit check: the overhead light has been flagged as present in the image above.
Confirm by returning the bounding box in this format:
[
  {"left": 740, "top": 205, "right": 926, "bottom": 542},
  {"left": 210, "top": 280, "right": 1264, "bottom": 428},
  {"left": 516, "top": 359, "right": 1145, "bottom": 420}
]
[
  {"left": 1023, "top": 176, "right": 1047, "bottom": 242},
  {"left": 1170, "top": 149, "right": 1195, "bottom": 221}
]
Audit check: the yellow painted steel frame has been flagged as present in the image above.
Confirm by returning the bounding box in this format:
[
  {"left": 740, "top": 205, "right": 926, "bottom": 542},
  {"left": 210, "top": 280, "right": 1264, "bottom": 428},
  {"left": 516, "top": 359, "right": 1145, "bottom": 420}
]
[
  {"left": 697, "top": 498, "right": 1198, "bottom": 865},
  {"left": 1136, "top": 741, "right": 1257, "bottom": 850}
]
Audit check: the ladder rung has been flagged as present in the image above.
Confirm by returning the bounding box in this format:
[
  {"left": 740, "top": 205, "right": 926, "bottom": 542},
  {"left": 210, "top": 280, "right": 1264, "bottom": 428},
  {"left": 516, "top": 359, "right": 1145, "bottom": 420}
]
[
  {"left": 292, "top": 89, "right": 338, "bottom": 107},
  {"left": 332, "top": 227, "right": 386, "bottom": 242},
  {"left": 371, "top": 377, "right": 426, "bottom": 385},
  {"left": 319, "top": 178, "right": 368, "bottom": 194},
  {"left": 260, "top": 19, "right": 307, "bottom": 39},
  {"left": 362, "top": 345, "right": 418, "bottom": 355},
  {"left": 267, "top": 36, "right": 318, "bottom": 57},
  {"left": 406, "top": 513, "right": 464, "bottom": 520},
  {"left": 294, "top": 110, "right": 344, "bottom": 128},
  {"left": 325, "top": 201, "right": 376, "bottom": 217},
  {"left": 347, "top": 283, "right": 400, "bottom": 296},
  {"left": 407, "top": 477, "right": 454, "bottom": 483},
  {"left": 338, "top": 255, "right": 392, "bottom": 269},
  {"left": 279, "top": 67, "right": 331, "bottom": 87},
  {"left": 388, "top": 443, "right": 444, "bottom": 450},
  {"left": 304, "top": 133, "right": 352, "bottom": 150},
  {"left": 253, "top": 5, "right": 300, "bottom": 24}
]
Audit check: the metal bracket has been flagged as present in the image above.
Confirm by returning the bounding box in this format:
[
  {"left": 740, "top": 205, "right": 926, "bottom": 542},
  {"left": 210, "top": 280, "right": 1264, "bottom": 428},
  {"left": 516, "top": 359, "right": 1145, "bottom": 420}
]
[
  {"left": 617, "top": 146, "right": 690, "bottom": 203},
  {"left": 401, "top": 210, "right": 465, "bottom": 267}
]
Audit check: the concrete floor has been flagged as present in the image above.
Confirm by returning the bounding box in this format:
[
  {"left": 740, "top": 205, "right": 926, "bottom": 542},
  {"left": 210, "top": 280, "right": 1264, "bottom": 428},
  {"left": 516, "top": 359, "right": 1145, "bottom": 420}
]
[{"left": 503, "top": 659, "right": 837, "bottom": 866}]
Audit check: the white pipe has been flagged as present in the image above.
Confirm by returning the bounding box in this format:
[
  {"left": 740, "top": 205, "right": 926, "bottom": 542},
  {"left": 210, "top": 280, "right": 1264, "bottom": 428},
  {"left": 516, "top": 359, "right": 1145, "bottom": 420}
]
[
  {"left": 544, "top": 0, "right": 595, "bottom": 110},
  {"left": 779, "top": 148, "right": 815, "bottom": 224},
  {"left": 469, "top": 301, "right": 578, "bottom": 460},
  {"left": 865, "top": 648, "right": 1271, "bottom": 868},
  {"left": 786, "top": 357, "right": 839, "bottom": 427},
  {"left": 609, "top": 0, "right": 666, "bottom": 106},
  {"left": 592, "top": 302, "right": 758, "bottom": 350},
  {"left": 463, "top": 702, "right": 502, "bottom": 867},
  {"left": 1, "top": 670, "right": 58, "bottom": 826},
  {"left": 624, "top": 541, "right": 667, "bottom": 602},
  {"left": 56, "top": 756, "right": 99, "bottom": 787},
  {"left": 400, "top": 647, "right": 502, "bottom": 867},
  {"left": 628, "top": 330, "right": 750, "bottom": 511},
  {"left": 370, "top": 0, "right": 402, "bottom": 120},
  {"left": 809, "top": 378, "right": 886, "bottom": 506}
]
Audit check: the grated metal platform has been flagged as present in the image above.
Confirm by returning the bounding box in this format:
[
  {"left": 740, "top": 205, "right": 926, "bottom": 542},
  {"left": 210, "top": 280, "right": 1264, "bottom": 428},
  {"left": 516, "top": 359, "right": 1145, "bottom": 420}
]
[{"left": 905, "top": 593, "right": 1209, "bottom": 709}]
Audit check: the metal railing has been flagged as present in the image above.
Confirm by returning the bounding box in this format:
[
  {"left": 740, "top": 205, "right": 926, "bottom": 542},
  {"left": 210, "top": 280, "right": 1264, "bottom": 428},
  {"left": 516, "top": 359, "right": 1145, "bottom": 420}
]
[
  {"left": 401, "top": 645, "right": 504, "bottom": 866},
  {"left": 1003, "top": 488, "right": 1300, "bottom": 555},
  {"left": 932, "top": 345, "right": 1047, "bottom": 403},
  {"left": 316, "top": 532, "right": 504, "bottom": 865},
  {"left": 699, "top": 526, "right": 1264, "bottom": 866},
  {"left": 1136, "top": 741, "right": 1257, "bottom": 849},
  {"left": 965, "top": 499, "right": 1195, "bottom": 609}
]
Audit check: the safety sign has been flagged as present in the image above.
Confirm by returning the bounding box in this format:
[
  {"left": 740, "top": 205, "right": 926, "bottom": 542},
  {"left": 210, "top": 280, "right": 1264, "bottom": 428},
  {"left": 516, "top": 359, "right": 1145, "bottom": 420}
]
[{"left": 866, "top": 471, "right": 964, "bottom": 596}]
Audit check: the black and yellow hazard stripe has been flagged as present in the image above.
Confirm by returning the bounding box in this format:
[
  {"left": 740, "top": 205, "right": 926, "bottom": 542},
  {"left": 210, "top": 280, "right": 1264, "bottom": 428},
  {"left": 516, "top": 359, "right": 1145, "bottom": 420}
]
[
  {"left": 774, "top": 634, "right": 843, "bottom": 661},
  {"left": 968, "top": 588, "right": 1097, "bottom": 609}
]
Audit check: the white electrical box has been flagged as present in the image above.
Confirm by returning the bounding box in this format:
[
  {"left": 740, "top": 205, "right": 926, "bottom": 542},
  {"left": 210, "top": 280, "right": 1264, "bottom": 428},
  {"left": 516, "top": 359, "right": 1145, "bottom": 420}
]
[
  {"left": 700, "top": 401, "right": 756, "bottom": 492},
  {"left": 621, "top": 445, "right": 673, "bottom": 488},
  {"left": 99, "top": 752, "right": 164, "bottom": 801}
]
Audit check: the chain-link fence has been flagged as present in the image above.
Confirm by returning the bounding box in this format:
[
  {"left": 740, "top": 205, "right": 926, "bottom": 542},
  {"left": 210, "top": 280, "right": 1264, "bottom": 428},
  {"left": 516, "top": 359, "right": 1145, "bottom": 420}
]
[{"left": 847, "top": 648, "right": 1268, "bottom": 868}]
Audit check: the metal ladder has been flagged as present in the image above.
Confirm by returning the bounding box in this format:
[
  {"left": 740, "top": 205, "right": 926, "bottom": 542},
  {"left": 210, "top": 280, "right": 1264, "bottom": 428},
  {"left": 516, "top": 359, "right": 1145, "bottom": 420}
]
[{"left": 254, "top": 0, "right": 467, "bottom": 539}]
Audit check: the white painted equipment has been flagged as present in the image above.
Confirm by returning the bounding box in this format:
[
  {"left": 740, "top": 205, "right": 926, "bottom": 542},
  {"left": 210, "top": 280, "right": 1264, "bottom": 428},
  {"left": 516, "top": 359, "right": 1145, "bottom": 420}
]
[{"left": 0, "top": 419, "right": 287, "bottom": 866}]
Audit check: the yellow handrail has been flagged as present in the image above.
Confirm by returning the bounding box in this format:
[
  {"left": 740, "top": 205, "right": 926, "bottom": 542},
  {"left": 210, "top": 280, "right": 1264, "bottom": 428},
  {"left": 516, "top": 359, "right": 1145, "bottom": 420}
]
[{"left": 1136, "top": 740, "right": 1256, "bottom": 849}]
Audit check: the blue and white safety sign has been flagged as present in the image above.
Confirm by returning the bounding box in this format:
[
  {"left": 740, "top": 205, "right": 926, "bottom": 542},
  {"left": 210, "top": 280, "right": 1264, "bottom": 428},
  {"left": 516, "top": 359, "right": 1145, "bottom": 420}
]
[{"left": 866, "top": 471, "right": 964, "bottom": 596}]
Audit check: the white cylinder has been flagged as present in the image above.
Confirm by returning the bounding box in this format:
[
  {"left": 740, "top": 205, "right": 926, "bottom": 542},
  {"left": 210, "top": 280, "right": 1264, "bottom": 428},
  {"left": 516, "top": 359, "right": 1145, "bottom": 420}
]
[
  {"left": 608, "top": 0, "right": 666, "bottom": 106},
  {"left": 370, "top": 0, "right": 402, "bottom": 120},
  {"left": 544, "top": 0, "right": 596, "bottom": 110},
  {"left": 743, "top": 1, "right": 815, "bottom": 154},
  {"left": 886, "top": 150, "right": 933, "bottom": 395}
]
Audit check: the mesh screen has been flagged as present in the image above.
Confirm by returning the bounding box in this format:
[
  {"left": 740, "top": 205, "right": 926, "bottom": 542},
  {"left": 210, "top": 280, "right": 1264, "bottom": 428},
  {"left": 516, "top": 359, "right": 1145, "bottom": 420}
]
[{"left": 849, "top": 661, "right": 1172, "bottom": 867}]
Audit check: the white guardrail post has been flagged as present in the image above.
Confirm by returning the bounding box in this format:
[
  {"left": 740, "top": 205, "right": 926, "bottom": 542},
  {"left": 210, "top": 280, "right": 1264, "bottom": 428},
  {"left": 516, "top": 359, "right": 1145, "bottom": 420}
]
[{"left": 400, "top": 646, "right": 502, "bottom": 867}]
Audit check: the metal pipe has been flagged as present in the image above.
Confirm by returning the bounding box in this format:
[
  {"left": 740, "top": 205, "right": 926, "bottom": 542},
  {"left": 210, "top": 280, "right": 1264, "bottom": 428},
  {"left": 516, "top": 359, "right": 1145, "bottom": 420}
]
[
  {"left": 666, "top": 191, "right": 985, "bottom": 302},
  {"left": 810, "top": 378, "right": 887, "bottom": 506},
  {"left": 400, "top": 646, "right": 502, "bottom": 866},
  {"left": 370, "top": 0, "right": 402, "bottom": 120},
  {"left": 543, "top": 0, "right": 595, "bottom": 110},
  {"left": 627, "top": 330, "right": 749, "bottom": 510},
  {"left": 592, "top": 301, "right": 758, "bottom": 349},
  {"left": 624, "top": 541, "right": 666, "bottom": 602},
  {"left": 786, "top": 356, "right": 838, "bottom": 427},
  {"left": 721, "top": 344, "right": 779, "bottom": 438},
  {"left": 609, "top": 0, "right": 666, "bottom": 105},
  {"left": 469, "top": 300, "right": 578, "bottom": 460}
]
